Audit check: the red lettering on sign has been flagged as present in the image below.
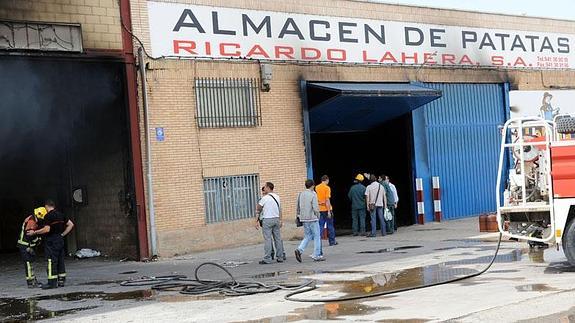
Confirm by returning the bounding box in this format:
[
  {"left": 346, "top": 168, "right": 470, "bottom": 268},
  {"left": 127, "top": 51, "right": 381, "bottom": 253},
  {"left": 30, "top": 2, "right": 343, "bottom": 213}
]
[
  {"left": 491, "top": 56, "right": 504, "bottom": 66},
  {"left": 459, "top": 55, "right": 473, "bottom": 65},
  {"left": 442, "top": 54, "right": 456, "bottom": 64},
  {"left": 401, "top": 52, "right": 418, "bottom": 64},
  {"left": 246, "top": 45, "right": 270, "bottom": 58},
  {"left": 219, "top": 43, "right": 241, "bottom": 56},
  {"left": 380, "top": 51, "right": 397, "bottom": 63},
  {"left": 513, "top": 57, "right": 527, "bottom": 67},
  {"left": 423, "top": 52, "right": 437, "bottom": 65},
  {"left": 301, "top": 48, "right": 321, "bottom": 60},
  {"left": 327, "top": 49, "right": 346, "bottom": 61},
  {"left": 362, "top": 50, "right": 377, "bottom": 63},
  {"left": 173, "top": 40, "right": 197, "bottom": 55},
  {"left": 275, "top": 46, "right": 295, "bottom": 59}
]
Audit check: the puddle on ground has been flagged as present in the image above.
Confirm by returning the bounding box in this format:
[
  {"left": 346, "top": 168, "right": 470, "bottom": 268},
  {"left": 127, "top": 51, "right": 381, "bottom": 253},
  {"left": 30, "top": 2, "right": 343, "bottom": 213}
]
[
  {"left": 443, "top": 249, "right": 523, "bottom": 265},
  {"left": 515, "top": 284, "right": 559, "bottom": 292},
  {"left": 358, "top": 246, "right": 423, "bottom": 254},
  {"left": 119, "top": 270, "right": 138, "bottom": 275},
  {"left": 253, "top": 270, "right": 367, "bottom": 280},
  {"left": 231, "top": 302, "right": 388, "bottom": 322},
  {"left": 0, "top": 290, "right": 155, "bottom": 321},
  {"left": 34, "top": 290, "right": 155, "bottom": 302},
  {"left": 79, "top": 280, "right": 121, "bottom": 286},
  {"left": 544, "top": 261, "right": 575, "bottom": 274},
  {"left": 0, "top": 298, "right": 98, "bottom": 322}
]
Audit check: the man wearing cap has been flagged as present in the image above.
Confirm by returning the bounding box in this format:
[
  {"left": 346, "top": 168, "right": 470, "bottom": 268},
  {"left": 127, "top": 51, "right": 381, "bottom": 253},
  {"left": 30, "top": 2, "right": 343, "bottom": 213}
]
[
  {"left": 17, "top": 207, "right": 46, "bottom": 288},
  {"left": 348, "top": 174, "right": 366, "bottom": 236}
]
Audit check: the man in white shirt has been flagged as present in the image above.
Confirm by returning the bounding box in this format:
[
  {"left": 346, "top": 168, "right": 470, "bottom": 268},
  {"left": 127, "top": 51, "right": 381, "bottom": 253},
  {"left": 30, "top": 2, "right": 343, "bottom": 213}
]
[
  {"left": 255, "top": 182, "right": 285, "bottom": 264},
  {"left": 365, "top": 175, "right": 387, "bottom": 237}
]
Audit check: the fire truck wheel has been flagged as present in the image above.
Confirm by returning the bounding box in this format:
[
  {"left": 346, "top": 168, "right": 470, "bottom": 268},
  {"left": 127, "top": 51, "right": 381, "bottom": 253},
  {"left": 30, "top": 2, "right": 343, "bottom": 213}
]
[
  {"left": 562, "top": 218, "right": 575, "bottom": 266},
  {"left": 556, "top": 116, "right": 575, "bottom": 134}
]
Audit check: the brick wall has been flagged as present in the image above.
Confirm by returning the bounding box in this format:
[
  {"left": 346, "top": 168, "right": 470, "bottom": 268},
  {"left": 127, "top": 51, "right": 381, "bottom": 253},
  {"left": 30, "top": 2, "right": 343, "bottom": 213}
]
[
  {"left": 130, "top": 0, "right": 575, "bottom": 256},
  {"left": 0, "top": 0, "right": 122, "bottom": 50}
]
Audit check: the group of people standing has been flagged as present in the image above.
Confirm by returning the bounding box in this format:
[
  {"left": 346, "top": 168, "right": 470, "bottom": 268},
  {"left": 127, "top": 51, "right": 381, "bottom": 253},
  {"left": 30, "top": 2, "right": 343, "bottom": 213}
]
[
  {"left": 255, "top": 173, "right": 398, "bottom": 265},
  {"left": 349, "top": 174, "right": 398, "bottom": 237}
]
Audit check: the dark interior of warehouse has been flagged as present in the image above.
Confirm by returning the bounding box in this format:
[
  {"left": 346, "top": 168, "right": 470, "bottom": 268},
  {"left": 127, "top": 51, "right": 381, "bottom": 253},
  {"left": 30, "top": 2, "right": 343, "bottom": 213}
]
[
  {"left": 310, "top": 113, "right": 416, "bottom": 232},
  {"left": 0, "top": 57, "right": 138, "bottom": 258}
]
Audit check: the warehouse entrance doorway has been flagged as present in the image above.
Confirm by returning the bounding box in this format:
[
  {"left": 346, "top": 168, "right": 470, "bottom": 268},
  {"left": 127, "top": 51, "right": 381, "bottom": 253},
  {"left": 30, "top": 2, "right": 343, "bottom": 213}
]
[
  {"left": 302, "top": 82, "right": 441, "bottom": 232},
  {"left": 0, "top": 56, "right": 138, "bottom": 258}
]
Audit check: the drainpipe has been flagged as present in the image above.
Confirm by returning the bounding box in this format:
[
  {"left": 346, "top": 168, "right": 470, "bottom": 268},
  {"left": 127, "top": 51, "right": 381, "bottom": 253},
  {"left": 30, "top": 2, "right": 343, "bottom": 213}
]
[{"left": 138, "top": 46, "right": 158, "bottom": 257}]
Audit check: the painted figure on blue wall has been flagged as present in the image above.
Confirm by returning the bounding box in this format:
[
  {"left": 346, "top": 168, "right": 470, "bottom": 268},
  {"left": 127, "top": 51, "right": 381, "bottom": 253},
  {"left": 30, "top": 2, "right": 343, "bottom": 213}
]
[{"left": 540, "top": 92, "right": 560, "bottom": 121}]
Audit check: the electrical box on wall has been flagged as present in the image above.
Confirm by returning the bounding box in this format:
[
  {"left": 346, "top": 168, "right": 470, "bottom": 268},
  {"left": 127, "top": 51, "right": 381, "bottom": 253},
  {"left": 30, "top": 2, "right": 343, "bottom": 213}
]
[{"left": 260, "top": 64, "right": 272, "bottom": 92}]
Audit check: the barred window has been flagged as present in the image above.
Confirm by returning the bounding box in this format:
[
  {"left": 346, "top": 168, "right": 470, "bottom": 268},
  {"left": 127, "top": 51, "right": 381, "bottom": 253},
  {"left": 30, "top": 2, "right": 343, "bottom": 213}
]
[
  {"left": 203, "top": 174, "right": 260, "bottom": 223},
  {"left": 195, "top": 78, "right": 262, "bottom": 128}
]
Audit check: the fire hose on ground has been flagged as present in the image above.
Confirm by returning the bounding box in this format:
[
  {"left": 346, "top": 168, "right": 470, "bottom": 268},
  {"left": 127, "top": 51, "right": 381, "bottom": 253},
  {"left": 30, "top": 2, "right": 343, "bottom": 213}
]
[{"left": 120, "top": 233, "right": 502, "bottom": 302}]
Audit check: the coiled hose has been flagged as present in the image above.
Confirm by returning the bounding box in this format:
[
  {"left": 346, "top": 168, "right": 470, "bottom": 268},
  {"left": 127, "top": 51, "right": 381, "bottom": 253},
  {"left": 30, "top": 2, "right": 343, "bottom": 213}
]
[
  {"left": 120, "top": 234, "right": 502, "bottom": 302},
  {"left": 120, "top": 262, "right": 314, "bottom": 296}
]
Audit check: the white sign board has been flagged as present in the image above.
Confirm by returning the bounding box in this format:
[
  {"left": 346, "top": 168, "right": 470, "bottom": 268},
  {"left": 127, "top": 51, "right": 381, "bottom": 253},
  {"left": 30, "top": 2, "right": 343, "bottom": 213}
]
[
  {"left": 148, "top": 1, "right": 574, "bottom": 69},
  {"left": 510, "top": 90, "right": 575, "bottom": 120}
]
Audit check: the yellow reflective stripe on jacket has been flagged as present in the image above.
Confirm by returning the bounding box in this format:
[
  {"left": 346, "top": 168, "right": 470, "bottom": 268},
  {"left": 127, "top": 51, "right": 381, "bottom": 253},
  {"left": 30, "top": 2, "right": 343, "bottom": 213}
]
[{"left": 17, "top": 217, "right": 40, "bottom": 247}]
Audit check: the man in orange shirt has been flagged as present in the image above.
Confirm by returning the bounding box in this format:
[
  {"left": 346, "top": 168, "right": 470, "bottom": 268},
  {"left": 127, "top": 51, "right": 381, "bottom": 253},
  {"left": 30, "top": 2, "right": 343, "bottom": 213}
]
[{"left": 316, "top": 175, "right": 337, "bottom": 246}]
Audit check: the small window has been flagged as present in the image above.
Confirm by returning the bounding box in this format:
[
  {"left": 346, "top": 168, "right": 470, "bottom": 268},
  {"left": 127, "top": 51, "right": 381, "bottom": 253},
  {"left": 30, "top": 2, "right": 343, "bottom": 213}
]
[
  {"left": 195, "top": 78, "right": 261, "bottom": 128},
  {"left": 203, "top": 174, "right": 260, "bottom": 223}
]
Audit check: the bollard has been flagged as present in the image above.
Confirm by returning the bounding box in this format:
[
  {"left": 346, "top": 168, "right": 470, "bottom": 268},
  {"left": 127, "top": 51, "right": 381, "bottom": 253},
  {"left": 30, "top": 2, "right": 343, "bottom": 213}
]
[
  {"left": 416, "top": 178, "right": 424, "bottom": 224},
  {"left": 432, "top": 176, "right": 442, "bottom": 222}
]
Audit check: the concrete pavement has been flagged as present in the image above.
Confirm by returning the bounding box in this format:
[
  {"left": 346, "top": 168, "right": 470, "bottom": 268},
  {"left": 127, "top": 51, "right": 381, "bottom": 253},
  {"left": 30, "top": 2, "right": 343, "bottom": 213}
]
[{"left": 1, "top": 217, "right": 574, "bottom": 322}]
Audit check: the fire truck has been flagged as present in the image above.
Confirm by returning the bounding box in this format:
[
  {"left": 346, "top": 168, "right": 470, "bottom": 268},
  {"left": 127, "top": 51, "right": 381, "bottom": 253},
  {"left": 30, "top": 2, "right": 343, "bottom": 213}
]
[{"left": 497, "top": 116, "right": 575, "bottom": 266}]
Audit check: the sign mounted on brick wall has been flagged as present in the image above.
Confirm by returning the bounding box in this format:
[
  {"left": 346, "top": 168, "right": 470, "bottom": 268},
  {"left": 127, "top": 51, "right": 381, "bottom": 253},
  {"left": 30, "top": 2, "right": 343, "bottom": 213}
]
[{"left": 147, "top": 1, "right": 574, "bottom": 69}]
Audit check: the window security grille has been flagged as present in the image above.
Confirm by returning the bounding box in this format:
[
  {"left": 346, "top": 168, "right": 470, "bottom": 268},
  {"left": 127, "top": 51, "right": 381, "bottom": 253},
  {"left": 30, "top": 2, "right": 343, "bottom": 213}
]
[
  {"left": 203, "top": 174, "right": 260, "bottom": 223},
  {"left": 195, "top": 78, "right": 262, "bottom": 128}
]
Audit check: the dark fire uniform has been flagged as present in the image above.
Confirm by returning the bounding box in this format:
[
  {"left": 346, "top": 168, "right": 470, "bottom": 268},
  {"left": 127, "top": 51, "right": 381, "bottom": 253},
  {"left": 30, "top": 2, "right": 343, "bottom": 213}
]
[
  {"left": 17, "top": 215, "right": 41, "bottom": 287},
  {"left": 43, "top": 209, "right": 69, "bottom": 288}
]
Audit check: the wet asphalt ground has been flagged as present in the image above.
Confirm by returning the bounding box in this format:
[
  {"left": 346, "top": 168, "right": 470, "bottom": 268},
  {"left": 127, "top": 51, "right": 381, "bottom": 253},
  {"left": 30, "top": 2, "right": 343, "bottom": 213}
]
[{"left": 1, "top": 217, "right": 574, "bottom": 322}]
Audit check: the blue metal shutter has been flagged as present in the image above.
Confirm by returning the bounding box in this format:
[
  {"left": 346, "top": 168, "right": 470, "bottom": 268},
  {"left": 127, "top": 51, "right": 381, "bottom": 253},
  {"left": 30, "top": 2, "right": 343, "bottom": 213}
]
[{"left": 415, "top": 83, "right": 508, "bottom": 221}]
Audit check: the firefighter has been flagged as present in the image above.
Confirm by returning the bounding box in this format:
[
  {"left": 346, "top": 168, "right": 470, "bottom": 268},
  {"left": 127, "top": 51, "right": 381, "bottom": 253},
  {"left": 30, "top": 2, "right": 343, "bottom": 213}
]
[
  {"left": 27, "top": 200, "right": 74, "bottom": 289},
  {"left": 17, "top": 207, "right": 47, "bottom": 288}
]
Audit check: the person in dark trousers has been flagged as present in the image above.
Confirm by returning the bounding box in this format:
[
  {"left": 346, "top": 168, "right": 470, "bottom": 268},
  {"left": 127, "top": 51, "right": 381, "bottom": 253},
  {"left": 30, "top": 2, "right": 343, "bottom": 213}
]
[
  {"left": 27, "top": 200, "right": 74, "bottom": 289},
  {"left": 316, "top": 175, "right": 337, "bottom": 246},
  {"left": 348, "top": 174, "right": 366, "bottom": 236},
  {"left": 17, "top": 207, "right": 47, "bottom": 288}
]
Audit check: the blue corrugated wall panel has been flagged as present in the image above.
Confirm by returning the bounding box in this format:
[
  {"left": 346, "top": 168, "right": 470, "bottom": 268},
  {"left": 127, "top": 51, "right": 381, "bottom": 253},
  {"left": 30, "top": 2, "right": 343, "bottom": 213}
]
[{"left": 415, "top": 83, "right": 508, "bottom": 221}]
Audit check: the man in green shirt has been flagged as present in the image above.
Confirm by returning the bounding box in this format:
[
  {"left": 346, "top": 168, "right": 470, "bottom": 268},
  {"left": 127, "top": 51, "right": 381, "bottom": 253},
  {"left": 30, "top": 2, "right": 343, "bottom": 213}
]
[{"left": 348, "top": 174, "right": 367, "bottom": 236}]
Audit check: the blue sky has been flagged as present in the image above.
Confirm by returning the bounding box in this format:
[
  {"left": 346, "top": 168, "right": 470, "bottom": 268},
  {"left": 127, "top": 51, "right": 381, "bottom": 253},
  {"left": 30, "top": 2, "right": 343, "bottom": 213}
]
[{"left": 372, "top": 0, "right": 575, "bottom": 21}]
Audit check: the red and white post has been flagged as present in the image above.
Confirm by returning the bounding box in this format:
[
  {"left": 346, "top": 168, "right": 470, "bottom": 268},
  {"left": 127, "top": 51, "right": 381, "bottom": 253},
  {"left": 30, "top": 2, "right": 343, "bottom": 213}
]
[
  {"left": 432, "top": 176, "right": 442, "bottom": 222},
  {"left": 416, "top": 178, "right": 424, "bottom": 224}
]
